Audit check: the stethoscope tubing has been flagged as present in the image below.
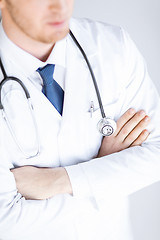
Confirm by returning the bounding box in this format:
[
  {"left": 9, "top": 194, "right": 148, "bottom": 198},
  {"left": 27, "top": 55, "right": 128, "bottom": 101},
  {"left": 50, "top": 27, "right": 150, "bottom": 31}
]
[
  {"left": 0, "top": 30, "right": 117, "bottom": 158},
  {"left": 0, "top": 58, "right": 30, "bottom": 109},
  {"left": 0, "top": 31, "right": 107, "bottom": 117},
  {"left": 0, "top": 58, "right": 40, "bottom": 158}
]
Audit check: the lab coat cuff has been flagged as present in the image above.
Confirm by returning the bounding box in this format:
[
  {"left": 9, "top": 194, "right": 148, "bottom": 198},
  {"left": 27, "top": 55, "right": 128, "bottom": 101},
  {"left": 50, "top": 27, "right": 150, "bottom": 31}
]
[{"left": 65, "top": 164, "right": 93, "bottom": 198}]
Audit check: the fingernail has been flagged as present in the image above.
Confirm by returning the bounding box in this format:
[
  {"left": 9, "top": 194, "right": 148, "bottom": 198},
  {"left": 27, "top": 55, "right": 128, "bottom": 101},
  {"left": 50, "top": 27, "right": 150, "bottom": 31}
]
[
  {"left": 139, "top": 110, "right": 145, "bottom": 116},
  {"left": 143, "top": 129, "right": 149, "bottom": 135},
  {"left": 129, "top": 108, "right": 136, "bottom": 114},
  {"left": 144, "top": 116, "right": 150, "bottom": 122}
]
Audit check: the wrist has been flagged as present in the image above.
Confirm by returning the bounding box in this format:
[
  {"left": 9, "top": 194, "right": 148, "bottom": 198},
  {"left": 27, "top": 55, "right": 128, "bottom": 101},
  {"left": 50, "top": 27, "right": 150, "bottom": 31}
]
[{"left": 52, "top": 167, "right": 73, "bottom": 196}]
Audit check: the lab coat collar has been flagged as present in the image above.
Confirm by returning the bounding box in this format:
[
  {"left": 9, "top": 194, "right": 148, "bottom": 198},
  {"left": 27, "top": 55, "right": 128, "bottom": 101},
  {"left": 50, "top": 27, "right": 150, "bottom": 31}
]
[{"left": 69, "top": 18, "right": 97, "bottom": 57}]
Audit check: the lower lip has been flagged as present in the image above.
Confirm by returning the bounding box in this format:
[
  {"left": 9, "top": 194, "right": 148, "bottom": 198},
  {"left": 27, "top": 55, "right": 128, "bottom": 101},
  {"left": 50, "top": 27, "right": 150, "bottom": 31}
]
[{"left": 48, "top": 21, "right": 66, "bottom": 28}]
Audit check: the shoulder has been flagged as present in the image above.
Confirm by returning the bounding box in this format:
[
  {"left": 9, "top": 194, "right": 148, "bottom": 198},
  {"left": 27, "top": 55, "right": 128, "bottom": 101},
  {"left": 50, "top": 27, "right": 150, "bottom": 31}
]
[
  {"left": 69, "top": 17, "right": 125, "bottom": 48},
  {"left": 69, "top": 18, "right": 141, "bottom": 66},
  {"left": 69, "top": 18, "right": 144, "bottom": 91}
]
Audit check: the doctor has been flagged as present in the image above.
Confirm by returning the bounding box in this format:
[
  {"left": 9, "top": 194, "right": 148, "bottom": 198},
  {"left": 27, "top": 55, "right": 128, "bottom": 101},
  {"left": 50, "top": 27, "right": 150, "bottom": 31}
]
[{"left": 0, "top": 0, "right": 160, "bottom": 239}]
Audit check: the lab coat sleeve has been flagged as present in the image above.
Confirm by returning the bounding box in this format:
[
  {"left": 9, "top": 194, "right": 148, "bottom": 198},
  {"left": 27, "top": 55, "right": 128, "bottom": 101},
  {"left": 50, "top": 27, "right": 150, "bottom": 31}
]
[
  {"left": 0, "top": 142, "right": 78, "bottom": 239},
  {"left": 65, "top": 27, "right": 160, "bottom": 204}
]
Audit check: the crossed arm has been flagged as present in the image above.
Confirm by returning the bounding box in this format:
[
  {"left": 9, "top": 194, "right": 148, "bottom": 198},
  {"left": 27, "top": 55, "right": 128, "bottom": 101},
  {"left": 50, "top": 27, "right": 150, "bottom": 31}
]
[{"left": 11, "top": 108, "right": 150, "bottom": 200}]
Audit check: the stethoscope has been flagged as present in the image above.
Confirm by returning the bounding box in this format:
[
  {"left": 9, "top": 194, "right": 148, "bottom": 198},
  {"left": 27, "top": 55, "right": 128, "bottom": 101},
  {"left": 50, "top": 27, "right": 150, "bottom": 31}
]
[{"left": 0, "top": 30, "right": 117, "bottom": 159}]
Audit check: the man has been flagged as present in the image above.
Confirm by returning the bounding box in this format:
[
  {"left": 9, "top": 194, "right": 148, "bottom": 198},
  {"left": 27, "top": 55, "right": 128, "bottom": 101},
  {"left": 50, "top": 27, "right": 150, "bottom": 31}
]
[{"left": 0, "top": 0, "right": 160, "bottom": 239}]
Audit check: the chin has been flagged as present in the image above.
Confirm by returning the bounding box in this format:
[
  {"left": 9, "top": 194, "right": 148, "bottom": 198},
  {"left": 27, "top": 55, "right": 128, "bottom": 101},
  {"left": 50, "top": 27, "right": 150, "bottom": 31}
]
[
  {"left": 54, "top": 28, "right": 69, "bottom": 41},
  {"left": 41, "top": 27, "right": 69, "bottom": 44}
]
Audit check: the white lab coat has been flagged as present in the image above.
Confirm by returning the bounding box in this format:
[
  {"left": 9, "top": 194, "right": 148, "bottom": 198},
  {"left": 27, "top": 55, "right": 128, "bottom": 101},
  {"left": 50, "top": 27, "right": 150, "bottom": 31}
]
[{"left": 0, "top": 18, "right": 160, "bottom": 240}]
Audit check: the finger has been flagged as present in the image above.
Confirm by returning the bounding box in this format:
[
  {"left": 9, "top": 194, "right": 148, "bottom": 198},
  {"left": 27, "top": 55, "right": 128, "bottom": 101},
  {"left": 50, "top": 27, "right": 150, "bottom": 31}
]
[
  {"left": 122, "top": 116, "right": 150, "bottom": 147},
  {"left": 130, "top": 129, "right": 150, "bottom": 147},
  {"left": 115, "top": 108, "right": 136, "bottom": 135},
  {"left": 117, "top": 110, "right": 147, "bottom": 140}
]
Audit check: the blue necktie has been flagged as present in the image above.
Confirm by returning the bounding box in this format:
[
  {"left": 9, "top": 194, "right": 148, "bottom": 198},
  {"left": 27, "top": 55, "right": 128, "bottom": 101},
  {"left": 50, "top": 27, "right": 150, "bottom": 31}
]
[{"left": 37, "top": 64, "right": 64, "bottom": 115}]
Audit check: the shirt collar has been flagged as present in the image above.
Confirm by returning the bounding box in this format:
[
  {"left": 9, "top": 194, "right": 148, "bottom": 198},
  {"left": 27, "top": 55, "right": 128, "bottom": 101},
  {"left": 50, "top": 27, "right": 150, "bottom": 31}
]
[{"left": 0, "top": 21, "right": 67, "bottom": 77}]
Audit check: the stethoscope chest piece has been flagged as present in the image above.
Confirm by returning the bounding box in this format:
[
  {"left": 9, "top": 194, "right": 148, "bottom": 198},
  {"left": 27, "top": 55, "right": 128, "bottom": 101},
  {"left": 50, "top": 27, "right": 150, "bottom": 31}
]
[{"left": 97, "top": 117, "right": 117, "bottom": 136}]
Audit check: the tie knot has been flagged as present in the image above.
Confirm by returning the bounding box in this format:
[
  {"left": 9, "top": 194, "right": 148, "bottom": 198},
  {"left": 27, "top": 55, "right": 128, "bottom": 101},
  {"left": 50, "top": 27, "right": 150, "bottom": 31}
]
[{"left": 37, "top": 64, "right": 55, "bottom": 85}]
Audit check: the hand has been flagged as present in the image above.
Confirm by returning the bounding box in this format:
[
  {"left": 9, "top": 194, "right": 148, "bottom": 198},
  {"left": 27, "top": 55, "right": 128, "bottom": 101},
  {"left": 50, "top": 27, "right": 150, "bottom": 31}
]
[
  {"left": 97, "top": 108, "right": 150, "bottom": 157},
  {"left": 11, "top": 166, "right": 72, "bottom": 200}
]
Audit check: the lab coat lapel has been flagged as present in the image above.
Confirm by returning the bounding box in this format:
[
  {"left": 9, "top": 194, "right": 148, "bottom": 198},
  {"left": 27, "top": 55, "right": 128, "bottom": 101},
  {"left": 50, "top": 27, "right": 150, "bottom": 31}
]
[
  {"left": 57, "top": 27, "right": 100, "bottom": 166},
  {"left": 62, "top": 23, "right": 98, "bottom": 120}
]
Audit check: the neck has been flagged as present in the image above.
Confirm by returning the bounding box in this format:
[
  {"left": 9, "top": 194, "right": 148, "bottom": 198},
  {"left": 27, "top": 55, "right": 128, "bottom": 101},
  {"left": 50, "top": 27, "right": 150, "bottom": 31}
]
[{"left": 2, "top": 16, "right": 55, "bottom": 62}]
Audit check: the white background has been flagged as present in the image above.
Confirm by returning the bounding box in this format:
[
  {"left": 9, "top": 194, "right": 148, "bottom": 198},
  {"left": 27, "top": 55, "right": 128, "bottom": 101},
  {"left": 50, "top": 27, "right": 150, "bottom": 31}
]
[{"left": 73, "top": 1, "right": 160, "bottom": 240}]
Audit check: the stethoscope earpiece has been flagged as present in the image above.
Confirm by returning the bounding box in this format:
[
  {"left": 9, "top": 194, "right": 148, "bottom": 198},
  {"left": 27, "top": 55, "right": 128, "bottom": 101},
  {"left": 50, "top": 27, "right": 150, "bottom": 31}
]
[{"left": 97, "top": 118, "right": 117, "bottom": 136}]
